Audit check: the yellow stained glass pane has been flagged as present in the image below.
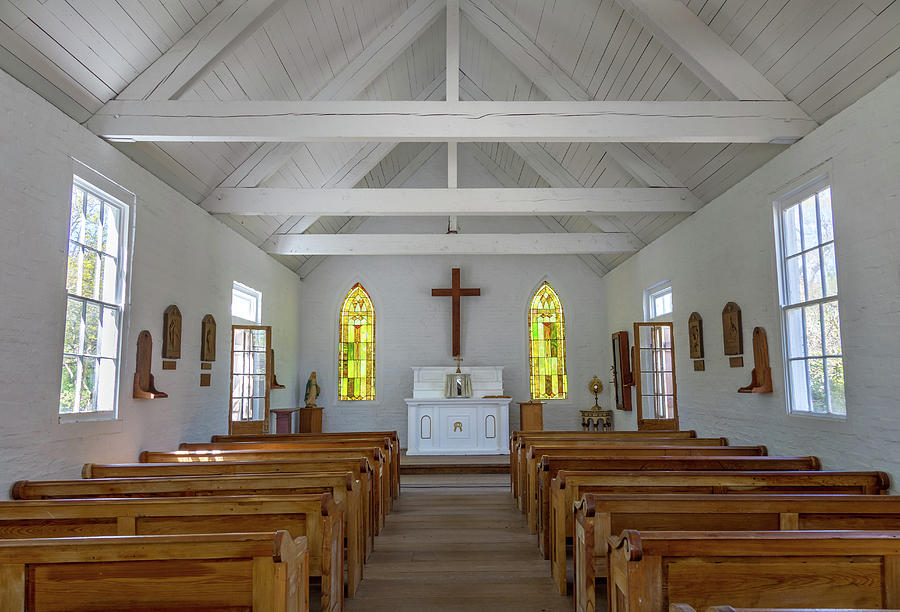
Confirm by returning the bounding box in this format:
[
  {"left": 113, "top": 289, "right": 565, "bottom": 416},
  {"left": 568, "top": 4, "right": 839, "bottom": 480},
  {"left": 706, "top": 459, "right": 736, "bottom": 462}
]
[
  {"left": 338, "top": 283, "right": 375, "bottom": 400},
  {"left": 528, "top": 282, "right": 567, "bottom": 400}
]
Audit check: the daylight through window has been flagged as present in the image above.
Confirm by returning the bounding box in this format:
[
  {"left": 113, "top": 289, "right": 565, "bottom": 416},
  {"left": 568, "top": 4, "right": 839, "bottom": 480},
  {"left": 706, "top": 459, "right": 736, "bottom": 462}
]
[
  {"left": 338, "top": 283, "right": 375, "bottom": 401},
  {"left": 529, "top": 282, "right": 568, "bottom": 400}
]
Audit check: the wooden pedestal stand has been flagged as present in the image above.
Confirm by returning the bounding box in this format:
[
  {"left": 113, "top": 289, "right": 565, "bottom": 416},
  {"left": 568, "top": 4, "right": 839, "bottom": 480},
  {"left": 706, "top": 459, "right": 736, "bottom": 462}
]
[
  {"left": 518, "top": 401, "right": 544, "bottom": 431},
  {"left": 271, "top": 408, "right": 299, "bottom": 434},
  {"left": 299, "top": 406, "right": 323, "bottom": 433}
]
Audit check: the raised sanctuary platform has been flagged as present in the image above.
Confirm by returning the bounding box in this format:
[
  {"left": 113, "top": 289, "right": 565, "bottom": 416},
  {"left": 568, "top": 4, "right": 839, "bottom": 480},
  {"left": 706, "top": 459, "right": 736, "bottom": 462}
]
[
  {"left": 400, "top": 451, "right": 509, "bottom": 474},
  {"left": 406, "top": 366, "right": 511, "bottom": 456}
]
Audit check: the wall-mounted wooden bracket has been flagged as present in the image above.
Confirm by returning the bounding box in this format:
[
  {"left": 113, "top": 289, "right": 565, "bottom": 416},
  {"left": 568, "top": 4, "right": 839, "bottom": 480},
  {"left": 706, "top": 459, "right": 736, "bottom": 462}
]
[
  {"left": 133, "top": 330, "right": 167, "bottom": 399},
  {"left": 270, "top": 348, "right": 286, "bottom": 390},
  {"left": 739, "top": 327, "right": 773, "bottom": 394}
]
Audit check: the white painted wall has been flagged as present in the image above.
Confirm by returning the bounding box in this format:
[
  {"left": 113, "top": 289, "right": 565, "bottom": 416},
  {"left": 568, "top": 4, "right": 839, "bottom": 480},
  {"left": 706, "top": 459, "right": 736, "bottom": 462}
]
[
  {"left": 603, "top": 70, "right": 900, "bottom": 482},
  {"left": 298, "top": 150, "right": 608, "bottom": 448},
  {"left": 0, "top": 69, "right": 302, "bottom": 493}
]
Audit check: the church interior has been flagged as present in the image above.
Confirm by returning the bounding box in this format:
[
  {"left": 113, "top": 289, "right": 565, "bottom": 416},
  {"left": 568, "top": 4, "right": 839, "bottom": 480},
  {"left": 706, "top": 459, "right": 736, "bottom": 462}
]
[{"left": 1, "top": 0, "right": 900, "bottom": 609}]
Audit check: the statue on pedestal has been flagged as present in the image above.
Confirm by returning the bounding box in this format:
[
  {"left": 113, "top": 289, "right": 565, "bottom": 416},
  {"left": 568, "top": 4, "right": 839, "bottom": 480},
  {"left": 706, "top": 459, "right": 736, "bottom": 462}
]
[{"left": 305, "top": 371, "right": 321, "bottom": 408}]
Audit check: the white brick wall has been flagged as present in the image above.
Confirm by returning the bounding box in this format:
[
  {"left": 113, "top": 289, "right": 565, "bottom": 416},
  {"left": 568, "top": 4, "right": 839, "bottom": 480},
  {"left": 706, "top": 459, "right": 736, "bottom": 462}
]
[
  {"left": 0, "top": 69, "right": 302, "bottom": 493},
  {"left": 603, "top": 70, "right": 900, "bottom": 483}
]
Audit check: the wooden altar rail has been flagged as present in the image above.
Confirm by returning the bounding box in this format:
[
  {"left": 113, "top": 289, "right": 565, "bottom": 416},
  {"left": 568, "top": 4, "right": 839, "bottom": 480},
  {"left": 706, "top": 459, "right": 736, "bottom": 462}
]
[
  {"left": 609, "top": 531, "right": 900, "bottom": 612},
  {"left": 0, "top": 531, "right": 308, "bottom": 612},
  {"left": 577, "top": 494, "right": 900, "bottom": 612},
  {"left": 210, "top": 432, "right": 401, "bottom": 499},
  {"left": 549, "top": 470, "right": 890, "bottom": 595},
  {"left": 11, "top": 474, "right": 351, "bottom": 610},
  {"left": 509, "top": 430, "right": 700, "bottom": 492},
  {"left": 523, "top": 446, "right": 769, "bottom": 534},
  {"left": 141, "top": 447, "right": 388, "bottom": 534},
  {"left": 84, "top": 457, "right": 376, "bottom": 559}
]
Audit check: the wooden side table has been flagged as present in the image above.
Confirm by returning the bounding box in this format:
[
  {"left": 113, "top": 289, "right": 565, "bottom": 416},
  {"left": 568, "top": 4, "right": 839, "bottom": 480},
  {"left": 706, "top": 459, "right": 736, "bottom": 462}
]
[
  {"left": 299, "top": 406, "right": 323, "bottom": 433},
  {"left": 271, "top": 408, "right": 299, "bottom": 434},
  {"left": 518, "top": 401, "right": 544, "bottom": 431}
]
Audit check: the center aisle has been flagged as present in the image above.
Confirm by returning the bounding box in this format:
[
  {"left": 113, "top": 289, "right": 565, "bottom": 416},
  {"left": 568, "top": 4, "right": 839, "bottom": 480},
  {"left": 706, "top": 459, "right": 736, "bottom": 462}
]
[{"left": 345, "top": 473, "right": 575, "bottom": 612}]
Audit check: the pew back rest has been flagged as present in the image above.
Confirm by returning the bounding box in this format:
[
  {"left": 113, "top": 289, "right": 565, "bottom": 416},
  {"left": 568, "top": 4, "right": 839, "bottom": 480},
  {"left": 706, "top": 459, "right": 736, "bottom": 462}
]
[{"left": 83, "top": 458, "right": 371, "bottom": 479}]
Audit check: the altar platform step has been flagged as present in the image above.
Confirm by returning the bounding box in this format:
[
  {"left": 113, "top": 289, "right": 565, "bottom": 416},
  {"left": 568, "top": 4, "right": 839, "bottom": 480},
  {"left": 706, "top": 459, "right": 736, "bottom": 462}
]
[{"left": 400, "top": 452, "right": 510, "bottom": 475}]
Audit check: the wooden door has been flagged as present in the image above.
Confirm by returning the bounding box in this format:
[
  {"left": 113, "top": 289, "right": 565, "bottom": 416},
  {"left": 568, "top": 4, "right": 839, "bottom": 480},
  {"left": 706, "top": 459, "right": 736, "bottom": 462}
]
[
  {"left": 229, "top": 325, "right": 272, "bottom": 434},
  {"left": 634, "top": 322, "right": 678, "bottom": 430}
]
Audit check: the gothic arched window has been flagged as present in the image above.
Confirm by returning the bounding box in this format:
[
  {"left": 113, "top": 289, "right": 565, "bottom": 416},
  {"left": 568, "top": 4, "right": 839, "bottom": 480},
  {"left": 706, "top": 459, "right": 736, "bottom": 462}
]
[
  {"left": 529, "top": 282, "right": 567, "bottom": 400},
  {"left": 338, "top": 283, "right": 375, "bottom": 400}
]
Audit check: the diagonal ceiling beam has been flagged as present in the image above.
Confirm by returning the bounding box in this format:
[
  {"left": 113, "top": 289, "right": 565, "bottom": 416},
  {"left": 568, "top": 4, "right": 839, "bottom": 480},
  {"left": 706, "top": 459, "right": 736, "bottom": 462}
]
[
  {"left": 268, "top": 232, "right": 642, "bottom": 256},
  {"left": 89, "top": 99, "right": 815, "bottom": 143},
  {"left": 614, "top": 0, "right": 798, "bottom": 103},
  {"left": 116, "top": 0, "right": 288, "bottom": 101}
]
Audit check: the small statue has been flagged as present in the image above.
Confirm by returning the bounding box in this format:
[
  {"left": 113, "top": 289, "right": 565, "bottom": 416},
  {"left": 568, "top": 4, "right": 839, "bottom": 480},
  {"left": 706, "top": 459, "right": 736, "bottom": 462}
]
[{"left": 305, "top": 371, "right": 321, "bottom": 408}]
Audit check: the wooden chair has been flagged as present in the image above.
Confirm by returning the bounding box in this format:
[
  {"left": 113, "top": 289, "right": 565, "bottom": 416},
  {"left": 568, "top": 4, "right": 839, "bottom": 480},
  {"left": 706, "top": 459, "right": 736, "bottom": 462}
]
[
  {"left": 210, "top": 432, "right": 401, "bottom": 499},
  {"left": 548, "top": 470, "right": 890, "bottom": 595},
  {"left": 141, "top": 447, "right": 389, "bottom": 532},
  {"left": 576, "top": 494, "right": 900, "bottom": 612},
  {"left": 11, "top": 473, "right": 352, "bottom": 609},
  {"left": 0, "top": 531, "right": 308, "bottom": 611},
  {"left": 84, "top": 458, "right": 377, "bottom": 559},
  {"left": 609, "top": 530, "right": 900, "bottom": 612}
]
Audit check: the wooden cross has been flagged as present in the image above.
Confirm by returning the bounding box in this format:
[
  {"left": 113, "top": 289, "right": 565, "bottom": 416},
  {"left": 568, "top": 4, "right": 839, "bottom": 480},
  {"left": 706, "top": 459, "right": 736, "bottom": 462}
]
[{"left": 432, "top": 268, "right": 480, "bottom": 357}]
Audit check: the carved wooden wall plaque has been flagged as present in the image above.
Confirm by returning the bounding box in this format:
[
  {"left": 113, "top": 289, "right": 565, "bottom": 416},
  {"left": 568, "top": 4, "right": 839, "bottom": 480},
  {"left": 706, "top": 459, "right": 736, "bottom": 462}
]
[
  {"left": 688, "top": 312, "right": 704, "bottom": 359},
  {"left": 722, "top": 302, "right": 743, "bottom": 356},
  {"left": 133, "top": 330, "right": 167, "bottom": 399},
  {"left": 201, "top": 315, "right": 216, "bottom": 362},
  {"left": 162, "top": 305, "right": 182, "bottom": 360}
]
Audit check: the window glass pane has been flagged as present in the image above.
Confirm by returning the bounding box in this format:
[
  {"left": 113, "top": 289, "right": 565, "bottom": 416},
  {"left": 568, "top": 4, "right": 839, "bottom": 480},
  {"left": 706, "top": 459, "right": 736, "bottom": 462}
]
[
  {"left": 233, "top": 328, "right": 247, "bottom": 351},
  {"left": 826, "top": 357, "right": 846, "bottom": 415},
  {"left": 805, "top": 249, "right": 823, "bottom": 301},
  {"left": 785, "top": 307, "right": 806, "bottom": 358},
  {"left": 800, "top": 195, "right": 819, "bottom": 249},
  {"left": 100, "top": 307, "right": 120, "bottom": 358},
  {"left": 82, "top": 301, "right": 101, "bottom": 356},
  {"left": 60, "top": 356, "right": 78, "bottom": 414},
  {"left": 809, "top": 359, "right": 826, "bottom": 413},
  {"left": 822, "top": 301, "right": 842, "bottom": 356},
  {"left": 102, "top": 203, "right": 121, "bottom": 255},
  {"left": 83, "top": 193, "right": 102, "bottom": 249},
  {"left": 79, "top": 357, "right": 97, "bottom": 412},
  {"left": 66, "top": 245, "right": 82, "bottom": 296},
  {"left": 69, "top": 187, "right": 84, "bottom": 242},
  {"left": 96, "top": 358, "right": 117, "bottom": 412},
  {"left": 251, "top": 376, "right": 267, "bottom": 397},
  {"left": 819, "top": 187, "right": 833, "bottom": 242},
  {"left": 527, "top": 283, "right": 567, "bottom": 400},
  {"left": 784, "top": 255, "right": 805, "bottom": 305},
  {"left": 64, "top": 298, "right": 82, "bottom": 354},
  {"left": 782, "top": 204, "right": 802, "bottom": 256},
  {"left": 804, "top": 304, "right": 822, "bottom": 356},
  {"left": 789, "top": 360, "right": 810, "bottom": 412},
  {"left": 100, "top": 254, "right": 119, "bottom": 303},
  {"left": 251, "top": 329, "right": 267, "bottom": 350},
  {"left": 822, "top": 244, "right": 838, "bottom": 297}
]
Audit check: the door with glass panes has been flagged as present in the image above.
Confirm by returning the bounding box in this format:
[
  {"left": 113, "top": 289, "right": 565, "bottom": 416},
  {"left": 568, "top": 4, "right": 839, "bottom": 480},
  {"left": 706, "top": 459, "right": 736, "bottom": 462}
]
[{"left": 229, "top": 325, "right": 272, "bottom": 434}]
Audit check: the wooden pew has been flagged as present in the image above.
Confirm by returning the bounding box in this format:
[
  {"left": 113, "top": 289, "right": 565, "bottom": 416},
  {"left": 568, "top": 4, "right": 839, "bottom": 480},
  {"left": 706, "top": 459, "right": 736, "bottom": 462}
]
[
  {"left": 211, "top": 432, "right": 401, "bottom": 499},
  {"left": 84, "top": 458, "right": 377, "bottom": 559},
  {"left": 673, "top": 606, "right": 900, "bottom": 612},
  {"left": 514, "top": 436, "right": 728, "bottom": 505},
  {"left": 523, "top": 446, "right": 769, "bottom": 534},
  {"left": 0, "top": 496, "right": 332, "bottom": 609},
  {"left": 141, "top": 447, "right": 389, "bottom": 533},
  {"left": 535, "top": 455, "right": 820, "bottom": 554},
  {"left": 609, "top": 530, "right": 900, "bottom": 612},
  {"left": 11, "top": 473, "right": 353, "bottom": 608},
  {"left": 0, "top": 531, "right": 308, "bottom": 611},
  {"left": 577, "top": 494, "right": 900, "bottom": 612},
  {"left": 548, "top": 470, "right": 890, "bottom": 595}
]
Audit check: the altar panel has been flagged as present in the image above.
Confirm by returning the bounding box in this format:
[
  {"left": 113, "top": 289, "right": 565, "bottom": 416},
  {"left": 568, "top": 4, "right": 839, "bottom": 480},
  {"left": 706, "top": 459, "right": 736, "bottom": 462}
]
[{"left": 406, "top": 367, "right": 511, "bottom": 455}]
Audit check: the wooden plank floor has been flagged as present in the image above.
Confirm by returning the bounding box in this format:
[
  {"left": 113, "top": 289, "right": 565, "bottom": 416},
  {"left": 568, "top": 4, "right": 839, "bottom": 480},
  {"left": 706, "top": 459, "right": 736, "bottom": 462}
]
[{"left": 345, "top": 474, "right": 577, "bottom": 611}]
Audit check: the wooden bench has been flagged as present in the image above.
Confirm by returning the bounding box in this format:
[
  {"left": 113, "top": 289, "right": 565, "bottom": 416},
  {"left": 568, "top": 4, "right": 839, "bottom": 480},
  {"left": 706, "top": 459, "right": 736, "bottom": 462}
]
[
  {"left": 514, "top": 436, "right": 728, "bottom": 504},
  {"left": 141, "top": 447, "right": 389, "bottom": 533},
  {"left": 11, "top": 473, "right": 352, "bottom": 609},
  {"left": 523, "top": 446, "right": 769, "bottom": 534},
  {"left": 609, "top": 530, "right": 900, "bottom": 612},
  {"left": 0, "top": 531, "right": 308, "bottom": 611},
  {"left": 84, "top": 457, "right": 377, "bottom": 559},
  {"left": 577, "top": 494, "right": 900, "bottom": 612},
  {"left": 548, "top": 470, "right": 890, "bottom": 595},
  {"left": 211, "top": 432, "right": 401, "bottom": 500},
  {"left": 535, "top": 455, "right": 821, "bottom": 555}
]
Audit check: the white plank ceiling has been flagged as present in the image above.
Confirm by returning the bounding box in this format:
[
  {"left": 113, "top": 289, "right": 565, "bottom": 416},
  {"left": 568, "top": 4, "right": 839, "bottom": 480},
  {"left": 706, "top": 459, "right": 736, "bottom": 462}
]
[{"left": 2, "top": 0, "right": 899, "bottom": 277}]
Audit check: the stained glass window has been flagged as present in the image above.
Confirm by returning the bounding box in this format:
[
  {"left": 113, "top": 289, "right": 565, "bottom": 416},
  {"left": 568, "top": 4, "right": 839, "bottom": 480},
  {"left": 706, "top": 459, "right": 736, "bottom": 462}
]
[
  {"left": 529, "top": 282, "right": 567, "bottom": 400},
  {"left": 339, "top": 283, "right": 375, "bottom": 401}
]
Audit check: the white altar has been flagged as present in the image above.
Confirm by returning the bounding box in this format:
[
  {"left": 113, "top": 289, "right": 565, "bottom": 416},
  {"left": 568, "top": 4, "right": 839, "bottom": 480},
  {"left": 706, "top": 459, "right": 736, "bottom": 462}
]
[{"left": 405, "top": 366, "right": 511, "bottom": 455}]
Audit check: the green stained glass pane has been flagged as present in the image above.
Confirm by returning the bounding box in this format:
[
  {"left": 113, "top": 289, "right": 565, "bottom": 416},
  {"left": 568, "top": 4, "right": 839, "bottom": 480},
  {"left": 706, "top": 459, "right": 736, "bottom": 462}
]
[
  {"left": 339, "top": 284, "right": 375, "bottom": 400},
  {"left": 529, "top": 283, "right": 567, "bottom": 400}
]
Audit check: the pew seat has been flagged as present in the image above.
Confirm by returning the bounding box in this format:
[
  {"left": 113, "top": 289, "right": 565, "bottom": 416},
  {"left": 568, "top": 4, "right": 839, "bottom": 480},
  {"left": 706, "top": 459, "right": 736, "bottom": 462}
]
[
  {"left": 609, "top": 531, "right": 900, "bottom": 612},
  {"left": 0, "top": 531, "right": 308, "bottom": 611}
]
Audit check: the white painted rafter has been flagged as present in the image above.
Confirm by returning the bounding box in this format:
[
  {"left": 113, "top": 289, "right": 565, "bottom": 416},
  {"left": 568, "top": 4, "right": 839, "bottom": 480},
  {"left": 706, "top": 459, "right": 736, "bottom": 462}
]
[
  {"left": 90, "top": 100, "right": 815, "bottom": 143},
  {"left": 267, "top": 232, "right": 642, "bottom": 256}
]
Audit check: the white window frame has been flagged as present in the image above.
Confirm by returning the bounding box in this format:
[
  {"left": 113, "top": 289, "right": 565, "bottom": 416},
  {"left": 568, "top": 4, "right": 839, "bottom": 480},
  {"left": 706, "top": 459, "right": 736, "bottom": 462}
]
[
  {"left": 644, "top": 281, "right": 673, "bottom": 321},
  {"left": 232, "top": 281, "right": 262, "bottom": 324},
  {"left": 59, "top": 175, "right": 132, "bottom": 422},
  {"left": 773, "top": 174, "right": 845, "bottom": 418}
]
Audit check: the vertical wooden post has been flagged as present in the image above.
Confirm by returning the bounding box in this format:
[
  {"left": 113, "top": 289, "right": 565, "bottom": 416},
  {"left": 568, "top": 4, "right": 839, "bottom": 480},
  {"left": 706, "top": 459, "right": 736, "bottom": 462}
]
[{"left": 0, "top": 564, "right": 25, "bottom": 612}]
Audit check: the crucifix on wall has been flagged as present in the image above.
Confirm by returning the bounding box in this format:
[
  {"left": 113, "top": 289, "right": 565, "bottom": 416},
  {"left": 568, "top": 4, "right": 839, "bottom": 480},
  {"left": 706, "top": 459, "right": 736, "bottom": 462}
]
[{"left": 432, "top": 268, "right": 480, "bottom": 357}]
